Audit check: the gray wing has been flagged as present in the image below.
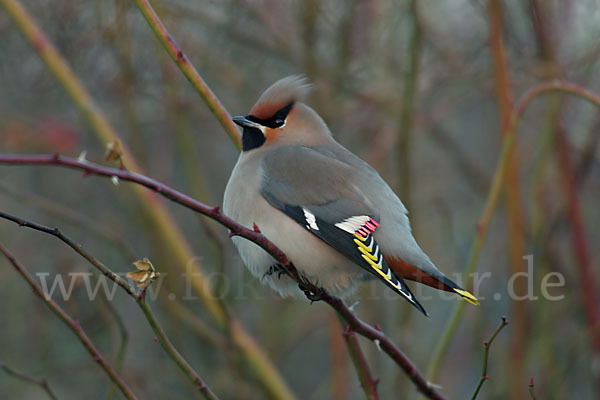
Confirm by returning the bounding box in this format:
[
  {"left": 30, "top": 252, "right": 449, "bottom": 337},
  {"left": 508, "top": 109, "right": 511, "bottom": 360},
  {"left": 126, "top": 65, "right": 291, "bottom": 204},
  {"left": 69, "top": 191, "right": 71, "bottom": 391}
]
[
  {"left": 260, "top": 146, "right": 375, "bottom": 221},
  {"left": 260, "top": 146, "right": 427, "bottom": 315}
]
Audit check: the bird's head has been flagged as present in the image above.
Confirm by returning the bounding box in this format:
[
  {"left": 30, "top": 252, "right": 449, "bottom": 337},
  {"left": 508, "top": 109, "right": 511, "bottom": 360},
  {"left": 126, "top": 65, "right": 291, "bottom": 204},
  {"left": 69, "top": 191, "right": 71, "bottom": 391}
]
[{"left": 233, "top": 76, "right": 332, "bottom": 151}]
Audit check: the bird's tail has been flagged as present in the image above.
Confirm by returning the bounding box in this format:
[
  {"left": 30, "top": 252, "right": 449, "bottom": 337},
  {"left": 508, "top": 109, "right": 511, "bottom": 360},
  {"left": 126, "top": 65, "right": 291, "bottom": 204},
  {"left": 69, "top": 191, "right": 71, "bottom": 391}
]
[
  {"left": 453, "top": 288, "right": 479, "bottom": 305},
  {"left": 386, "top": 256, "right": 479, "bottom": 305}
]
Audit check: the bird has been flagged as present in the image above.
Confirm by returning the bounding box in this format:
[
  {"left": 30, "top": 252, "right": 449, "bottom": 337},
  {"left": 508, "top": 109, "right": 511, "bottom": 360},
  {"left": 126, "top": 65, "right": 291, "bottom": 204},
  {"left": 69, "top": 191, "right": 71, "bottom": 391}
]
[{"left": 223, "top": 76, "right": 478, "bottom": 316}]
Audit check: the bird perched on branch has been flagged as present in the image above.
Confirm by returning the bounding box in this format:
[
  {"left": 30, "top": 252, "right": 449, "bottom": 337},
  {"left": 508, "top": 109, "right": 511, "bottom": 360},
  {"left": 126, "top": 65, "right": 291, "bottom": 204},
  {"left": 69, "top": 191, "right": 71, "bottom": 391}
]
[{"left": 223, "top": 76, "right": 478, "bottom": 315}]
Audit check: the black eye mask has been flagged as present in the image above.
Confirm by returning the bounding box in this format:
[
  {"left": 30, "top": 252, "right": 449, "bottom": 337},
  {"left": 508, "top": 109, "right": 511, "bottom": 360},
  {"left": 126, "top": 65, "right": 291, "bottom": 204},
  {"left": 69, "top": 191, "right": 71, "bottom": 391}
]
[{"left": 247, "top": 102, "right": 294, "bottom": 129}]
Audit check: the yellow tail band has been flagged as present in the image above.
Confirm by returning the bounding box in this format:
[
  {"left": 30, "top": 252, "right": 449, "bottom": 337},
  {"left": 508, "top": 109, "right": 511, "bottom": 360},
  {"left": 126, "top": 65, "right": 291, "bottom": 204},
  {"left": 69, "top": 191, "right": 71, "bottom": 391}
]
[{"left": 454, "top": 289, "right": 479, "bottom": 305}]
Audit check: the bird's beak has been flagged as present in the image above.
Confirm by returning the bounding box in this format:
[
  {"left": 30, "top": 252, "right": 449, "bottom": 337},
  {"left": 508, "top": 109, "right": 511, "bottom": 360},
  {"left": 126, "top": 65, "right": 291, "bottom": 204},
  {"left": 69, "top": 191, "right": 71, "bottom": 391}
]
[{"left": 232, "top": 116, "right": 263, "bottom": 129}]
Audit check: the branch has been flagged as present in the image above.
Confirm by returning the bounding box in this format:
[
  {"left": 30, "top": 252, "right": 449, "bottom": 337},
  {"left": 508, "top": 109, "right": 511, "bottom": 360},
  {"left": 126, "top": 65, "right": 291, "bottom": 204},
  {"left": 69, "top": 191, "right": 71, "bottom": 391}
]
[
  {"left": 0, "top": 211, "right": 137, "bottom": 297},
  {"left": 0, "top": 183, "right": 137, "bottom": 260},
  {"left": 471, "top": 316, "right": 509, "bottom": 399},
  {"left": 0, "top": 361, "right": 59, "bottom": 400},
  {"left": 131, "top": 0, "right": 241, "bottom": 148},
  {"left": 397, "top": 0, "right": 422, "bottom": 213},
  {"left": 1, "top": 0, "right": 292, "bottom": 397},
  {"left": 340, "top": 320, "right": 379, "bottom": 400},
  {"left": 0, "top": 212, "right": 219, "bottom": 400},
  {"left": 427, "top": 81, "right": 600, "bottom": 382},
  {"left": 101, "top": 294, "right": 129, "bottom": 400},
  {"left": 137, "top": 299, "right": 219, "bottom": 399},
  {"left": 0, "top": 154, "right": 446, "bottom": 399},
  {"left": 529, "top": 378, "right": 537, "bottom": 400},
  {"left": 488, "top": 3, "right": 526, "bottom": 396},
  {"left": 0, "top": 0, "right": 227, "bottom": 329},
  {"left": 0, "top": 243, "right": 139, "bottom": 400}
]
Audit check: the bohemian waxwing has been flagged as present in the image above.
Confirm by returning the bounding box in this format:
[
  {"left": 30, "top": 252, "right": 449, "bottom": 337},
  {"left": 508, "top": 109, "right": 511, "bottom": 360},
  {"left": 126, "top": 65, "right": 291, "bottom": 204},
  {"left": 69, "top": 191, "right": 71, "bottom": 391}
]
[{"left": 223, "top": 76, "right": 478, "bottom": 315}]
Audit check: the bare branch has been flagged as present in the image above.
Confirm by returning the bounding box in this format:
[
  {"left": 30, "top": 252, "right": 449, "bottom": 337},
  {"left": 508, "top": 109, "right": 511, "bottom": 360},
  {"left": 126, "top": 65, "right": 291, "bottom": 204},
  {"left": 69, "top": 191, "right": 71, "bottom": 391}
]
[
  {"left": 471, "top": 316, "right": 509, "bottom": 399},
  {"left": 0, "top": 154, "right": 446, "bottom": 399},
  {"left": 131, "top": 0, "right": 241, "bottom": 148},
  {"left": 0, "top": 212, "right": 220, "bottom": 400},
  {"left": 529, "top": 377, "right": 537, "bottom": 400},
  {"left": 340, "top": 321, "right": 379, "bottom": 400},
  {"left": 427, "top": 80, "right": 600, "bottom": 383},
  {"left": 0, "top": 243, "right": 139, "bottom": 400},
  {"left": 0, "top": 361, "right": 59, "bottom": 400}
]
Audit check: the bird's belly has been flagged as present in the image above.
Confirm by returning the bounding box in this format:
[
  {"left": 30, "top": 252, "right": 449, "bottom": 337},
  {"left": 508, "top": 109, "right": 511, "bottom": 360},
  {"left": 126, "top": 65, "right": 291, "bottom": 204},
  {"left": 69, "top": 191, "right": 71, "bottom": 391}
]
[{"left": 224, "top": 179, "right": 368, "bottom": 297}]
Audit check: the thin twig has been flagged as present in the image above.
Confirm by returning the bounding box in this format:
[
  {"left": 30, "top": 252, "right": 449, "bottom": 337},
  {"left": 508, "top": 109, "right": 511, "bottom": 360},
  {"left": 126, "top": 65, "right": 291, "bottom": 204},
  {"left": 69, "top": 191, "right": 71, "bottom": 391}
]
[
  {"left": 0, "top": 361, "right": 59, "bottom": 400},
  {"left": 488, "top": 3, "right": 526, "bottom": 396},
  {"left": 471, "top": 316, "right": 509, "bottom": 399},
  {"left": 529, "top": 377, "right": 537, "bottom": 400},
  {"left": 137, "top": 299, "right": 220, "bottom": 399},
  {"left": 131, "top": 0, "right": 241, "bottom": 148},
  {"left": 0, "top": 183, "right": 137, "bottom": 260},
  {"left": 0, "top": 155, "right": 446, "bottom": 399},
  {"left": 0, "top": 211, "right": 137, "bottom": 298},
  {"left": 0, "top": 212, "right": 219, "bottom": 400},
  {"left": 397, "top": 0, "right": 422, "bottom": 213},
  {"left": 528, "top": 4, "right": 600, "bottom": 376},
  {"left": 339, "top": 319, "right": 379, "bottom": 400},
  {"left": 1, "top": 0, "right": 294, "bottom": 397},
  {"left": 100, "top": 295, "right": 129, "bottom": 400},
  {"left": 426, "top": 81, "right": 600, "bottom": 383},
  {"left": 0, "top": 0, "right": 228, "bottom": 333},
  {"left": 0, "top": 244, "right": 139, "bottom": 400}
]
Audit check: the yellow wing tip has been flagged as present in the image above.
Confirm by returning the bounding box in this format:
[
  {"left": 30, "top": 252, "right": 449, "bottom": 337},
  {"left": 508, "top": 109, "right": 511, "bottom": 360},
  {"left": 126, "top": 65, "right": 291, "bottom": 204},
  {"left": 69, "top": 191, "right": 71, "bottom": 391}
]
[{"left": 454, "top": 289, "right": 479, "bottom": 305}]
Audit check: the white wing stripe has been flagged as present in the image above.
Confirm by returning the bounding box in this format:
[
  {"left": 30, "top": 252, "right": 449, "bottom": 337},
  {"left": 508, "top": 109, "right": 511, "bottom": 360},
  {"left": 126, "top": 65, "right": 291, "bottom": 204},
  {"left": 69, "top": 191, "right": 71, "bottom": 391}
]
[
  {"left": 302, "top": 208, "right": 319, "bottom": 231},
  {"left": 335, "top": 215, "right": 371, "bottom": 233}
]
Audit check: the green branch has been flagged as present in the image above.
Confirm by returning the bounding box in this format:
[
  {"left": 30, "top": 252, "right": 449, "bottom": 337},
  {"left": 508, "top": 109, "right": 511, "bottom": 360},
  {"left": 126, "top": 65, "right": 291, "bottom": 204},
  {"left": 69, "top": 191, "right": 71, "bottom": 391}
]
[
  {"left": 427, "top": 81, "right": 600, "bottom": 383},
  {"left": 132, "top": 0, "right": 241, "bottom": 148}
]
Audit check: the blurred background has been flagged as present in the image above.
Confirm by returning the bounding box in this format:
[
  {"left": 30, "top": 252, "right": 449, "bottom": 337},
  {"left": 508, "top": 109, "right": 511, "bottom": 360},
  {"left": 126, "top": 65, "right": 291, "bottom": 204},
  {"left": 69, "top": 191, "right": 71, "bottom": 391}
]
[{"left": 1, "top": 0, "right": 600, "bottom": 399}]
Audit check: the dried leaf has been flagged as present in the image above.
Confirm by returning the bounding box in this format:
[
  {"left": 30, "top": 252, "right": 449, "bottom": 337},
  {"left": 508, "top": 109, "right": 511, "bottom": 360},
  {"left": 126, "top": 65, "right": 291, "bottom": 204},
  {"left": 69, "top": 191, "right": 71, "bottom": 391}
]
[
  {"left": 127, "top": 257, "right": 159, "bottom": 287},
  {"left": 105, "top": 139, "right": 123, "bottom": 162}
]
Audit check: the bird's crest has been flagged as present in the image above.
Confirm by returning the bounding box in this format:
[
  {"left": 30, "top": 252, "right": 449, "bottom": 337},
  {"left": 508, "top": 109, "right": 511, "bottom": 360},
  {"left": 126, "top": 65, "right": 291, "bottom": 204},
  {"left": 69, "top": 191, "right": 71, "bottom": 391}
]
[{"left": 250, "top": 76, "right": 311, "bottom": 120}]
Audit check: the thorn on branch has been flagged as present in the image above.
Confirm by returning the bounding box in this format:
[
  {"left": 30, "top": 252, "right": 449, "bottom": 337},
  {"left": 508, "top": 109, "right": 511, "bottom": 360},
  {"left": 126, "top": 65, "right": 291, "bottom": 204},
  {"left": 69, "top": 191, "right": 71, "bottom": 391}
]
[
  {"left": 374, "top": 339, "right": 382, "bottom": 353},
  {"left": 253, "top": 223, "right": 261, "bottom": 233},
  {"left": 348, "top": 301, "right": 359, "bottom": 311}
]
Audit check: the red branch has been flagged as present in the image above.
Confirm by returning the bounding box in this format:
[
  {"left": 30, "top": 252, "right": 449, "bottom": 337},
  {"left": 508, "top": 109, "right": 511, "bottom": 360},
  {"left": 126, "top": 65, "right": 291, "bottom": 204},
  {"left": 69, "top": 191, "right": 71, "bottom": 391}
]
[
  {"left": 0, "top": 153, "right": 446, "bottom": 400},
  {"left": 342, "top": 325, "right": 380, "bottom": 400},
  {"left": 0, "top": 243, "right": 139, "bottom": 400}
]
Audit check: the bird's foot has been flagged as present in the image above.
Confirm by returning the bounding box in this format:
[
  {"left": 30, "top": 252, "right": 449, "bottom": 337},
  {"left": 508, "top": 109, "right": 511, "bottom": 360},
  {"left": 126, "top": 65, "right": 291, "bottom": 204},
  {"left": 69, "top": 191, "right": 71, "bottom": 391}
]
[{"left": 262, "top": 264, "right": 287, "bottom": 280}]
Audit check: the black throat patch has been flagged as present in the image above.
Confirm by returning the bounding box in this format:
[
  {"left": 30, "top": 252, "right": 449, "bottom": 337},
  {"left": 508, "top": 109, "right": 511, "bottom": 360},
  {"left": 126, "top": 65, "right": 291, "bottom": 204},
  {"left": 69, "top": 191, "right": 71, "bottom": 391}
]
[{"left": 242, "top": 127, "right": 266, "bottom": 151}]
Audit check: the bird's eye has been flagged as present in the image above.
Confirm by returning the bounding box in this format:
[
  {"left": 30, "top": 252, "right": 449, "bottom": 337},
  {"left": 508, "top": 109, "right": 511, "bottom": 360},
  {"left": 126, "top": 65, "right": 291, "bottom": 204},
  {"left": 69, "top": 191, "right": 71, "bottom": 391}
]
[{"left": 274, "top": 119, "right": 284, "bottom": 127}]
